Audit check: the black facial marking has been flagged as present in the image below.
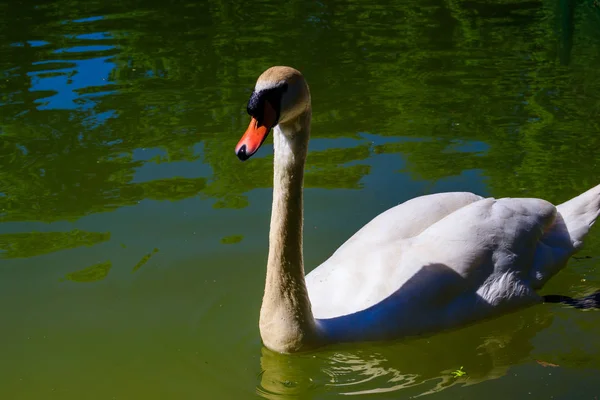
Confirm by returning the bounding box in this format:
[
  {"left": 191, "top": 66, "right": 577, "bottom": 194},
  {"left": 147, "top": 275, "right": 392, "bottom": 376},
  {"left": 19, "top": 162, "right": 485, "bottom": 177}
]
[{"left": 247, "top": 83, "right": 288, "bottom": 125}]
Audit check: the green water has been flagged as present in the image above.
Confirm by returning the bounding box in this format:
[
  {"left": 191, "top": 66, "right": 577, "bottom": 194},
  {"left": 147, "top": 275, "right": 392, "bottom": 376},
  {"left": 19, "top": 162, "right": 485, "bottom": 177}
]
[{"left": 2, "top": 0, "right": 600, "bottom": 398}]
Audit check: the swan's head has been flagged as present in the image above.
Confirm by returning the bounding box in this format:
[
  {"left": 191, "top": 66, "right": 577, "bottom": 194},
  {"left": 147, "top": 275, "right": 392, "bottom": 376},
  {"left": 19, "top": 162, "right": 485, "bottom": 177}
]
[{"left": 235, "top": 66, "right": 310, "bottom": 161}]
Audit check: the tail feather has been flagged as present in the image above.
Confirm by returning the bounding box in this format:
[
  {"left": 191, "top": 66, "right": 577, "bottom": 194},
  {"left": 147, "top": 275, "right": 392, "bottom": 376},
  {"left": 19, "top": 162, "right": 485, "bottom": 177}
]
[{"left": 556, "top": 183, "right": 600, "bottom": 249}]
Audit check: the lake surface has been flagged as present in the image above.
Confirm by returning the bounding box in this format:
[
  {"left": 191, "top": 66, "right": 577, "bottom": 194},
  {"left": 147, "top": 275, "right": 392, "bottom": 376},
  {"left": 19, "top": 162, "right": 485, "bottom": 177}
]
[{"left": 1, "top": 0, "right": 600, "bottom": 398}]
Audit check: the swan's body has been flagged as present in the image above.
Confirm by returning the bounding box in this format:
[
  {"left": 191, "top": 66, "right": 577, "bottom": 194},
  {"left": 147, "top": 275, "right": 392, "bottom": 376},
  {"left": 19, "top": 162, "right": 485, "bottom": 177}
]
[{"left": 235, "top": 66, "right": 600, "bottom": 353}]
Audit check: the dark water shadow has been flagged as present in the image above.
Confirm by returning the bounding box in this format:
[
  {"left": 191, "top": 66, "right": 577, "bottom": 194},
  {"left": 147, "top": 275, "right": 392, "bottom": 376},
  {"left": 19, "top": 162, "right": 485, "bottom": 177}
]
[{"left": 557, "top": 0, "right": 577, "bottom": 65}]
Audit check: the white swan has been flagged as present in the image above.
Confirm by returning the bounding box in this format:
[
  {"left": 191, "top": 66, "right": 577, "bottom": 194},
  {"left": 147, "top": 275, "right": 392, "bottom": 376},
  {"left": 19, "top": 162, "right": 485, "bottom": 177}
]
[{"left": 234, "top": 66, "right": 600, "bottom": 354}]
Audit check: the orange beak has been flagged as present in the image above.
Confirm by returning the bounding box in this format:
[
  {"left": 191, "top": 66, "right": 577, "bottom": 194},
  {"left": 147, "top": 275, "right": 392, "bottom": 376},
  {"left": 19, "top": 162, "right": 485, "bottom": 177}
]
[{"left": 235, "top": 100, "right": 277, "bottom": 161}]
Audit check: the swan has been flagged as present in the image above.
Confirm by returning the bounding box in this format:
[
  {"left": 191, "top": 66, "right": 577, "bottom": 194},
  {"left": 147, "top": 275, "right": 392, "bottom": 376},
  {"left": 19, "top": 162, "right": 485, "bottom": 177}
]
[{"left": 234, "top": 66, "right": 600, "bottom": 354}]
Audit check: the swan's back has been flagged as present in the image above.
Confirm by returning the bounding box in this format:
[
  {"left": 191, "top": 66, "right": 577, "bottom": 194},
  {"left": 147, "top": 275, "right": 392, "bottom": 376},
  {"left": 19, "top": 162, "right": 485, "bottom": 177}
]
[{"left": 305, "top": 192, "right": 483, "bottom": 319}]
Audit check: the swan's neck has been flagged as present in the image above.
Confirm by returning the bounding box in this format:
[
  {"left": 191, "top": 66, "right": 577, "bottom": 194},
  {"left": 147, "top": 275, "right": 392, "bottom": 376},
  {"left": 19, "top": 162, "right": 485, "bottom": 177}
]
[{"left": 259, "top": 110, "right": 319, "bottom": 353}]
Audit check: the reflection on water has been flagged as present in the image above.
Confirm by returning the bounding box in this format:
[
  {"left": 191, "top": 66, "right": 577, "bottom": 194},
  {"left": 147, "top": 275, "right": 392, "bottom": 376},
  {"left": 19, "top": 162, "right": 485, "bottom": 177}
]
[
  {"left": 2, "top": 0, "right": 600, "bottom": 226},
  {"left": 0, "top": 229, "right": 110, "bottom": 258},
  {"left": 63, "top": 260, "right": 112, "bottom": 282},
  {"left": 1, "top": 0, "right": 600, "bottom": 398},
  {"left": 257, "top": 308, "right": 553, "bottom": 398},
  {"left": 131, "top": 247, "right": 159, "bottom": 272}
]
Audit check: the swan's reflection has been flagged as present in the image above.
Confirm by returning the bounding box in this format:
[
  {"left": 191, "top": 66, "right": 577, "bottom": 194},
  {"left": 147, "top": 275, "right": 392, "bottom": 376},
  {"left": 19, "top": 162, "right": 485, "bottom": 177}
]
[{"left": 257, "top": 307, "right": 553, "bottom": 398}]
